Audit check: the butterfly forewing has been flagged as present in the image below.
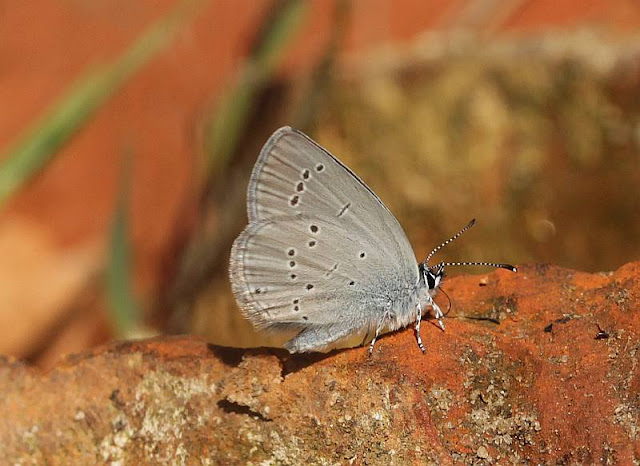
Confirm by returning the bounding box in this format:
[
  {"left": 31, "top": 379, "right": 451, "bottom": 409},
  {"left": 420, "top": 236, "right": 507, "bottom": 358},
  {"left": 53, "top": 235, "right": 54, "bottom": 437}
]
[{"left": 230, "top": 127, "right": 420, "bottom": 349}]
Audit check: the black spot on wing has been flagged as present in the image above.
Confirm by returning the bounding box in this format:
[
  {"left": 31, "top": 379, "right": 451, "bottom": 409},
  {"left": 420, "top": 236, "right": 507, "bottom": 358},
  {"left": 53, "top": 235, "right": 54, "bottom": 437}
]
[
  {"left": 325, "top": 263, "right": 339, "bottom": 277},
  {"left": 337, "top": 203, "right": 351, "bottom": 217}
]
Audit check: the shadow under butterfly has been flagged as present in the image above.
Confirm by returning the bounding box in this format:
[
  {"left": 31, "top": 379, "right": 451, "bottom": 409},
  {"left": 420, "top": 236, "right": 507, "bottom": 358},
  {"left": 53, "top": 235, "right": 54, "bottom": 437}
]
[{"left": 229, "top": 127, "right": 516, "bottom": 354}]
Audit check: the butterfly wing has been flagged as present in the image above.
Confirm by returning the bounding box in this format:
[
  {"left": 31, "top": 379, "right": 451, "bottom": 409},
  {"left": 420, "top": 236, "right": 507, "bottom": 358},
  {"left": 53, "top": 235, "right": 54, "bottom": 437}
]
[{"left": 229, "top": 127, "right": 419, "bottom": 351}]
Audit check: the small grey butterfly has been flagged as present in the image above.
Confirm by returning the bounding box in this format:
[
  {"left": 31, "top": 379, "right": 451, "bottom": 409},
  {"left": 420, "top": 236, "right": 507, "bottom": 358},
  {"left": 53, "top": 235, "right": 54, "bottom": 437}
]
[{"left": 229, "top": 127, "right": 516, "bottom": 354}]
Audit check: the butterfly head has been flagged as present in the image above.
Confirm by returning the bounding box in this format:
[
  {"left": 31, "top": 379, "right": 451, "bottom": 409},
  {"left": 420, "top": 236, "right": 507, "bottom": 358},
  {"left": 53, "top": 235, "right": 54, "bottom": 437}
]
[
  {"left": 419, "top": 262, "right": 445, "bottom": 293},
  {"left": 419, "top": 218, "right": 517, "bottom": 293}
]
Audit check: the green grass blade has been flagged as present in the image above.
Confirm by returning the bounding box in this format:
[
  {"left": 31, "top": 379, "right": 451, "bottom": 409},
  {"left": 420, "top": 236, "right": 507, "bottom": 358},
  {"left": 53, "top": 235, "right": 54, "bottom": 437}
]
[
  {"left": 105, "top": 153, "right": 144, "bottom": 338},
  {"left": 203, "top": 0, "right": 307, "bottom": 175},
  {"left": 0, "top": 0, "right": 204, "bottom": 207}
]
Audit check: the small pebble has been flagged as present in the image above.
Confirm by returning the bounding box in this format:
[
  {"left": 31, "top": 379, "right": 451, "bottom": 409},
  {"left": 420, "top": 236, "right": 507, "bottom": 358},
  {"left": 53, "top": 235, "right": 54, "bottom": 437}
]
[{"left": 477, "top": 446, "right": 490, "bottom": 459}]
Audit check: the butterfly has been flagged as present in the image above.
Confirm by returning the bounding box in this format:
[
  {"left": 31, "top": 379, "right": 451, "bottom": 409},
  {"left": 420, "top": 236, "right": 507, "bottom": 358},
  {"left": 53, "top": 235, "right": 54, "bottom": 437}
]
[{"left": 229, "top": 127, "right": 516, "bottom": 354}]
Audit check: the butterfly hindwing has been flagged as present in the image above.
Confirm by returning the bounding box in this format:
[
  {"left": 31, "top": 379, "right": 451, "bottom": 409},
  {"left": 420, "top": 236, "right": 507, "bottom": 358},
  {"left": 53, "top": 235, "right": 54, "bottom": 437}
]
[{"left": 231, "top": 214, "right": 392, "bottom": 326}]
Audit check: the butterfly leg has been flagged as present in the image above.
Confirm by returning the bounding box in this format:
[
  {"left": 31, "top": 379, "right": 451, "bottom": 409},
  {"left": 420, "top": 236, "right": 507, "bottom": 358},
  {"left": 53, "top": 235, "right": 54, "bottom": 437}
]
[
  {"left": 368, "top": 313, "right": 389, "bottom": 356},
  {"left": 368, "top": 326, "right": 381, "bottom": 356},
  {"left": 414, "top": 303, "right": 426, "bottom": 354},
  {"left": 429, "top": 297, "right": 446, "bottom": 331}
]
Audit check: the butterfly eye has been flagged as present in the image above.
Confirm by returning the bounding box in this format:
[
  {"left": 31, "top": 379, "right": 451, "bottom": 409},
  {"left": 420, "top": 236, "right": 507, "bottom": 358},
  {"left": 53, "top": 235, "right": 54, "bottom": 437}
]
[{"left": 426, "top": 272, "right": 437, "bottom": 290}]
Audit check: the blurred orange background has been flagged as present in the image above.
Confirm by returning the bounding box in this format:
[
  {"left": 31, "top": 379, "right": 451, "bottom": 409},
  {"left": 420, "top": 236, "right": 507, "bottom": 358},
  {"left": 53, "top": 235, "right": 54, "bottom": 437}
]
[{"left": 1, "top": 0, "right": 639, "bottom": 367}]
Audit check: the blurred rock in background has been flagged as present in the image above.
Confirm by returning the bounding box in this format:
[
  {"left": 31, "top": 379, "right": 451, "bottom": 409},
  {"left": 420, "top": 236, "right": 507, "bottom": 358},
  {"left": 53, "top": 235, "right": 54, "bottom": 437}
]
[{"left": 0, "top": 0, "right": 639, "bottom": 361}]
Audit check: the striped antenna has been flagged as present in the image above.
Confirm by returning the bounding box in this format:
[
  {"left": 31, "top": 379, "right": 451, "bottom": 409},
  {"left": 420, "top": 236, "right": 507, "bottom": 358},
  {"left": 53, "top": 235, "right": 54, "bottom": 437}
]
[
  {"left": 439, "top": 261, "right": 517, "bottom": 272},
  {"left": 424, "top": 218, "right": 477, "bottom": 264}
]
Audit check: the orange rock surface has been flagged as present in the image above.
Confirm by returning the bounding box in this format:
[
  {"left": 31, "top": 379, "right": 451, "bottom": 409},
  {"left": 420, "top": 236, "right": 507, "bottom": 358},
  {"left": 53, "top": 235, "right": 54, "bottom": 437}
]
[{"left": 1, "top": 262, "right": 637, "bottom": 463}]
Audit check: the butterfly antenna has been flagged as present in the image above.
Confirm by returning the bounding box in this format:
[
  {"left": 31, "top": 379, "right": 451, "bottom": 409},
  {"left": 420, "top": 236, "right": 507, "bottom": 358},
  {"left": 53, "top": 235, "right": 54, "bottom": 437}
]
[
  {"left": 424, "top": 218, "right": 477, "bottom": 264},
  {"left": 440, "top": 261, "right": 517, "bottom": 272}
]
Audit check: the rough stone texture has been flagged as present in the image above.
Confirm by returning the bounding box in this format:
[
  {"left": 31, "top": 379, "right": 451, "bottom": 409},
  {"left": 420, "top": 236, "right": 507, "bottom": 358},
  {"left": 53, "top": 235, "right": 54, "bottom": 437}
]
[{"left": 1, "top": 262, "right": 638, "bottom": 465}]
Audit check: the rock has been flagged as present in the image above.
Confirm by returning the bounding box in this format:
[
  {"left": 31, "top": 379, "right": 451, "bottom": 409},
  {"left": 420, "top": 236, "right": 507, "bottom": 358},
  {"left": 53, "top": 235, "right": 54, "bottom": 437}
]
[{"left": 0, "top": 262, "right": 638, "bottom": 464}]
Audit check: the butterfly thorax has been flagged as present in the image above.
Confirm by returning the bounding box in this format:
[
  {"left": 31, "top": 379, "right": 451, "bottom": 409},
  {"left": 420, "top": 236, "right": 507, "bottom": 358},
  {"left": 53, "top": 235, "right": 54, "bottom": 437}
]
[{"left": 377, "top": 263, "right": 443, "bottom": 333}]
